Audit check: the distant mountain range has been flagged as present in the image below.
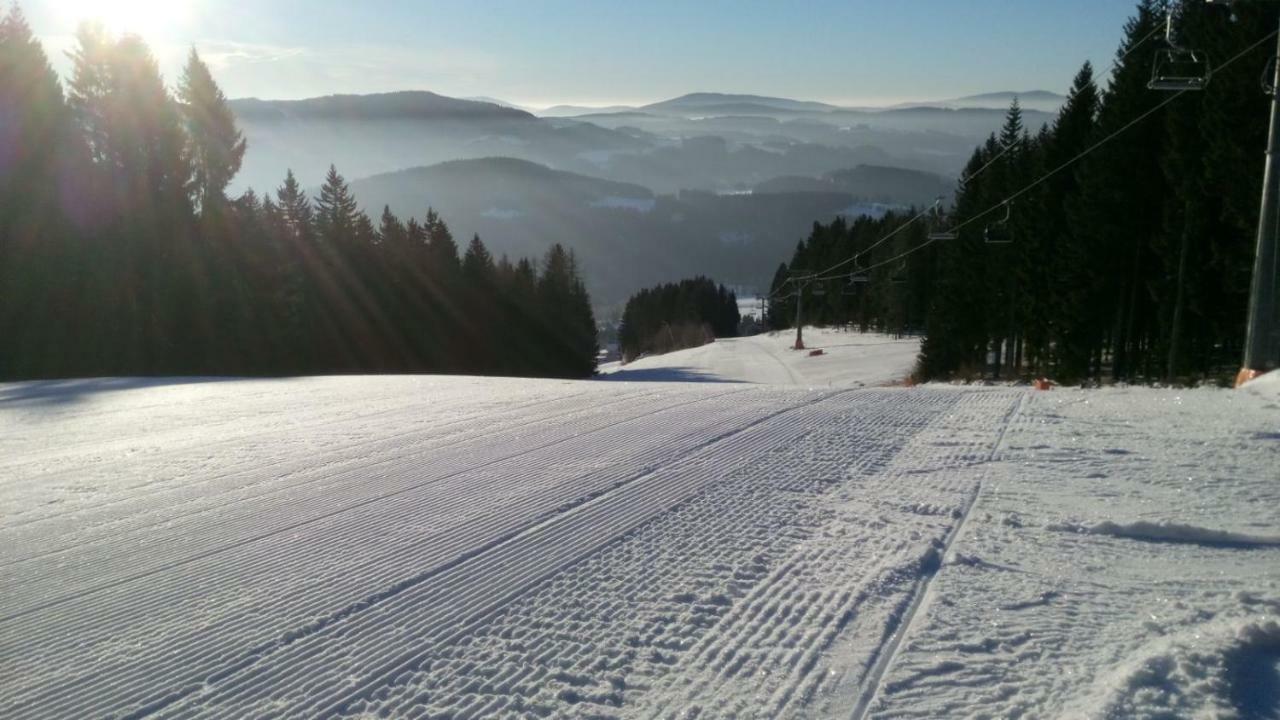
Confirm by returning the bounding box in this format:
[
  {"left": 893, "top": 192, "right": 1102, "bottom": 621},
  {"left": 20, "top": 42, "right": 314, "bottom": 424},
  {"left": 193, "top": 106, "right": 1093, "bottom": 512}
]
[
  {"left": 639, "top": 92, "right": 841, "bottom": 115},
  {"left": 228, "top": 88, "right": 1056, "bottom": 307},
  {"left": 228, "top": 92, "right": 646, "bottom": 198},
  {"left": 229, "top": 89, "right": 1054, "bottom": 196},
  {"left": 531, "top": 90, "right": 1065, "bottom": 118},
  {"left": 895, "top": 90, "right": 1067, "bottom": 114},
  {"left": 232, "top": 91, "right": 534, "bottom": 121},
  {"left": 540, "top": 104, "right": 639, "bottom": 118},
  {"left": 463, "top": 96, "right": 533, "bottom": 112},
  {"left": 347, "top": 157, "right": 654, "bottom": 227}
]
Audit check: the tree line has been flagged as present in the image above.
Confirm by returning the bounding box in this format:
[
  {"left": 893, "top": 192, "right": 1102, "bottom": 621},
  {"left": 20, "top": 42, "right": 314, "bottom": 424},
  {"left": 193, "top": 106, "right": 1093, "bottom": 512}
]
[
  {"left": 0, "top": 9, "right": 598, "bottom": 380},
  {"left": 765, "top": 215, "right": 936, "bottom": 339},
  {"left": 771, "top": 0, "right": 1277, "bottom": 384},
  {"left": 619, "top": 277, "right": 740, "bottom": 361}
]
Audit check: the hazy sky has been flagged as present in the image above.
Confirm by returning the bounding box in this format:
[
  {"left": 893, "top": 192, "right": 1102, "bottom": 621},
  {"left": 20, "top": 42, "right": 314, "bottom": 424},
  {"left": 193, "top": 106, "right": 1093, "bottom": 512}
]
[{"left": 28, "top": 1, "right": 1138, "bottom": 108}]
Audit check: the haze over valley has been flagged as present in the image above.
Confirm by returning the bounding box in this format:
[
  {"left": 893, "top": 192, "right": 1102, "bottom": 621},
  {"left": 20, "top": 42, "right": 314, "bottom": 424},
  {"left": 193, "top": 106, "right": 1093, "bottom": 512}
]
[{"left": 231, "top": 89, "right": 1059, "bottom": 305}]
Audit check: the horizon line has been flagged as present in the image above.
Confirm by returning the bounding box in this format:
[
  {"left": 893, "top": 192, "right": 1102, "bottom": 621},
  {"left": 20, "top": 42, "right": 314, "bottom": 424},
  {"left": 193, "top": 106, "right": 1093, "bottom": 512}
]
[{"left": 224, "top": 87, "right": 1068, "bottom": 112}]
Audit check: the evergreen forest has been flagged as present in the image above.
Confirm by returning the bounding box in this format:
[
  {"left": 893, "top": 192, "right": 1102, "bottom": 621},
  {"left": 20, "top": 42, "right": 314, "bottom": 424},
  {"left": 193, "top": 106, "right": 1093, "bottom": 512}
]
[{"left": 0, "top": 11, "right": 599, "bottom": 380}]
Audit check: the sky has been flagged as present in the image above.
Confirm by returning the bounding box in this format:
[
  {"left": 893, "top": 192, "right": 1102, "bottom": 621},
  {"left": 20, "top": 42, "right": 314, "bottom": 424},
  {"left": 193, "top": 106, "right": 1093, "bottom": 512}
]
[{"left": 26, "top": 0, "right": 1139, "bottom": 108}]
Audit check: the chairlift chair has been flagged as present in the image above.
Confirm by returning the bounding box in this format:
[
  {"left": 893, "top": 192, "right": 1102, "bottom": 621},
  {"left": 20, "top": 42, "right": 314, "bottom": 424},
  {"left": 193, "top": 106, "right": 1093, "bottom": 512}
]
[
  {"left": 890, "top": 263, "right": 908, "bottom": 285},
  {"left": 847, "top": 257, "right": 870, "bottom": 285},
  {"left": 984, "top": 202, "right": 1014, "bottom": 245},
  {"left": 983, "top": 227, "right": 1012, "bottom": 245},
  {"left": 1261, "top": 57, "right": 1278, "bottom": 96},
  {"left": 1149, "top": 10, "right": 1211, "bottom": 91},
  {"left": 1149, "top": 48, "right": 1211, "bottom": 91},
  {"left": 927, "top": 196, "right": 958, "bottom": 241}
]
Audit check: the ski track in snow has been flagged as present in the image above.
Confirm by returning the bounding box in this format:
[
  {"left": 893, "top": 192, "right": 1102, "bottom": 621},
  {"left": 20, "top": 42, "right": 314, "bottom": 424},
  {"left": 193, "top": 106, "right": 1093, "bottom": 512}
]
[
  {"left": 1, "top": 373, "right": 1276, "bottom": 719},
  {"left": 864, "top": 386, "right": 1280, "bottom": 720}
]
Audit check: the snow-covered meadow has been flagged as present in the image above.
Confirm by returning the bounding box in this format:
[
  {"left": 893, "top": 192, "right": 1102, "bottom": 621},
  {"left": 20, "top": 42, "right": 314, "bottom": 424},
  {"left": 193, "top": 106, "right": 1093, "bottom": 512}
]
[
  {"left": 1, "top": 348, "right": 1276, "bottom": 718},
  {"left": 600, "top": 327, "right": 920, "bottom": 387}
]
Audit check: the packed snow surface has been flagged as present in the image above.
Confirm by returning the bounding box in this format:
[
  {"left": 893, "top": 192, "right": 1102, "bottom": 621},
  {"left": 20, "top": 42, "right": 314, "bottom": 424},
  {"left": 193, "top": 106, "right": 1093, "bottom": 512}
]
[
  {"left": 0, "top": 369, "right": 1276, "bottom": 719},
  {"left": 600, "top": 327, "right": 920, "bottom": 386}
]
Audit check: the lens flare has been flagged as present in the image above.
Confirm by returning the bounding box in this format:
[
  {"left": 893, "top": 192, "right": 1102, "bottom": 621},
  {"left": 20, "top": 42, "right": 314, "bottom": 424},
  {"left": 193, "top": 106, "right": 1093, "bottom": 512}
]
[{"left": 56, "top": 0, "right": 194, "bottom": 42}]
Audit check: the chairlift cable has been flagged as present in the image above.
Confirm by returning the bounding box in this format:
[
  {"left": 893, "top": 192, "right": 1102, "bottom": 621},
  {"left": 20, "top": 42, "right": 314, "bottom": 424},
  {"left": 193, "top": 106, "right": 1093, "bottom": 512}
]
[
  {"left": 961, "top": 137, "right": 1023, "bottom": 188},
  {"left": 808, "top": 27, "right": 1279, "bottom": 285},
  {"left": 768, "top": 23, "right": 1277, "bottom": 297},
  {"left": 1100, "top": 22, "right": 1166, "bottom": 81},
  {"left": 959, "top": 24, "right": 1162, "bottom": 187},
  {"left": 947, "top": 26, "right": 1277, "bottom": 240},
  {"left": 790, "top": 203, "right": 937, "bottom": 283},
  {"left": 768, "top": 23, "right": 1169, "bottom": 295}
]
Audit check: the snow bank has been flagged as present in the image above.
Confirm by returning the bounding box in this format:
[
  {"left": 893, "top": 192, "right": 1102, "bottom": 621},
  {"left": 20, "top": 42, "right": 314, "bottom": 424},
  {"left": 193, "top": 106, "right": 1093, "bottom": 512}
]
[
  {"left": 1077, "top": 616, "right": 1280, "bottom": 720},
  {"left": 1242, "top": 369, "right": 1280, "bottom": 401},
  {"left": 1048, "top": 520, "right": 1280, "bottom": 548}
]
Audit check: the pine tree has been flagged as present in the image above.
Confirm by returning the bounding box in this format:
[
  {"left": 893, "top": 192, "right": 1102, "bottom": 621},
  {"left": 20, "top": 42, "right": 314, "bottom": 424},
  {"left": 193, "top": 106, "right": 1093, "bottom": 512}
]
[
  {"left": 69, "top": 28, "right": 192, "bottom": 215},
  {"left": 310, "top": 165, "right": 373, "bottom": 369},
  {"left": 919, "top": 145, "right": 993, "bottom": 378},
  {"left": 987, "top": 100, "right": 1031, "bottom": 377},
  {"left": 66, "top": 25, "right": 195, "bottom": 373},
  {"left": 276, "top": 170, "right": 314, "bottom": 242},
  {"left": 513, "top": 257, "right": 541, "bottom": 374},
  {"left": 65, "top": 23, "right": 112, "bottom": 170},
  {"left": 0, "top": 4, "right": 79, "bottom": 377},
  {"left": 1047, "top": 62, "right": 1101, "bottom": 380},
  {"left": 424, "top": 208, "right": 460, "bottom": 271},
  {"left": 177, "top": 49, "right": 245, "bottom": 214},
  {"left": 379, "top": 206, "right": 405, "bottom": 249},
  {"left": 353, "top": 211, "right": 377, "bottom": 246},
  {"left": 537, "top": 244, "right": 597, "bottom": 376},
  {"left": 462, "top": 234, "right": 495, "bottom": 283},
  {"left": 0, "top": 4, "right": 70, "bottom": 209},
  {"left": 274, "top": 169, "right": 315, "bottom": 366},
  {"left": 1071, "top": 0, "right": 1168, "bottom": 381},
  {"left": 566, "top": 250, "right": 599, "bottom": 376},
  {"left": 462, "top": 235, "right": 498, "bottom": 371},
  {"left": 314, "top": 165, "right": 359, "bottom": 245}
]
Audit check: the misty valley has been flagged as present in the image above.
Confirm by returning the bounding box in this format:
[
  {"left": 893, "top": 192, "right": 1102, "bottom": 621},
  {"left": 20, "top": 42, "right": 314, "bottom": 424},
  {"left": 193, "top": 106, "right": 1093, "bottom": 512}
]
[{"left": 230, "top": 90, "right": 1051, "bottom": 306}]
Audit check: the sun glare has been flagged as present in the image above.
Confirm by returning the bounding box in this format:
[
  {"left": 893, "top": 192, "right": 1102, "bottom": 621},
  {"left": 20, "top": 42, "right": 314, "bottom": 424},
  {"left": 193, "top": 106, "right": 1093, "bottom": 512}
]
[{"left": 58, "top": 0, "right": 194, "bottom": 42}]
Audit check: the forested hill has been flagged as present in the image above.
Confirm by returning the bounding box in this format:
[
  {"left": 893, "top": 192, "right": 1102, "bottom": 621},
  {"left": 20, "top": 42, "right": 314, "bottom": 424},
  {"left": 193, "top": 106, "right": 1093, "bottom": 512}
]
[
  {"left": 754, "top": 165, "right": 954, "bottom": 206},
  {"left": 346, "top": 158, "right": 655, "bottom": 225},
  {"left": 229, "top": 91, "right": 536, "bottom": 121},
  {"left": 344, "top": 158, "right": 912, "bottom": 308},
  {"left": 769, "top": 0, "right": 1280, "bottom": 385}
]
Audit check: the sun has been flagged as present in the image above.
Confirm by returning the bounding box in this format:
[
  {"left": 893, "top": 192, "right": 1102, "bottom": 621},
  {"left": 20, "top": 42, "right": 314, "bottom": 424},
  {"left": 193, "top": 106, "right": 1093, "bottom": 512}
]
[{"left": 57, "top": 0, "right": 194, "bottom": 42}]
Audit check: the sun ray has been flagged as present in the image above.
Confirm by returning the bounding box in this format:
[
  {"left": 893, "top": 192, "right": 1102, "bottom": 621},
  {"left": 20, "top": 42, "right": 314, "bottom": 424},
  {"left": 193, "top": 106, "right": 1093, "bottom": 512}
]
[{"left": 55, "top": 0, "right": 194, "bottom": 43}]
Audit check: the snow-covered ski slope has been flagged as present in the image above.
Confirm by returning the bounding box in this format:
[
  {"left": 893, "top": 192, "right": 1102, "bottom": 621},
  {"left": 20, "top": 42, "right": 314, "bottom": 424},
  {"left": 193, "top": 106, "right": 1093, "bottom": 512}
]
[
  {"left": 1, "top": 373, "right": 1276, "bottom": 719},
  {"left": 600, "top": 328, "right": 919, "bottom": 387}
]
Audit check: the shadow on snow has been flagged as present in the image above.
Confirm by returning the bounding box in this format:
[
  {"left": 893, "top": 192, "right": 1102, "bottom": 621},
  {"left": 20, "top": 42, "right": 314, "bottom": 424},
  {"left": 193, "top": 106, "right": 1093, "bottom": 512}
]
[
  {"left": 0, "top": 377, "right": 252, "bottom": 406},
  {"left": 595, "top": 367, "right": 745, "bottom": 384}
]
